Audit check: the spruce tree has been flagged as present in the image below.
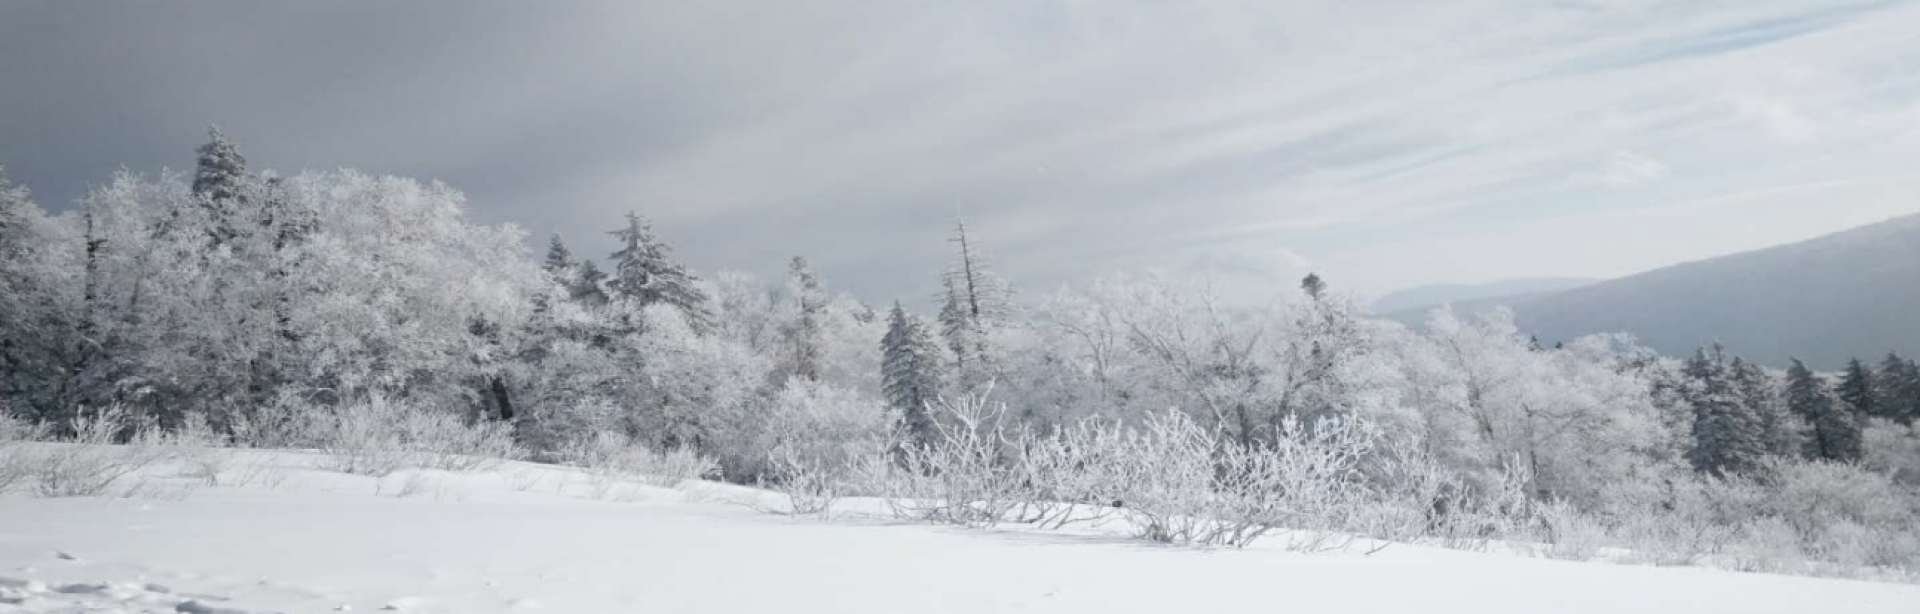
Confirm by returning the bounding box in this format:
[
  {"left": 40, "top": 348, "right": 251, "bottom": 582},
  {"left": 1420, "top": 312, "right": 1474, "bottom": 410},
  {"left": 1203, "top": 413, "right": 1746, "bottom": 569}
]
[
  {"left": 543, "top": 234, "right": 579, "bottom": 277},
  {"left": 1300, "top": 273, "right": 1327, "bottom": 299},
  {"left": 1786, "top": 359, "right": 1862, "bottom": 462},
  {"left": 882, "top": 301, "right": 943, "bottom": 447},
  {"left": 191, "top": 125, "right": 251, "bottom": 245},
  {"left": 785, "top": 256, "right": 825, "bottom": 383},
  {"left": 1732, "top": 357, "right": 1800, "bottom": 458},
  {"left": 573, "top": 260, "right": 610, "bottom": 305},
  {"left": 607, "top": 211, "right": 713, "bottom": 332},
  {"left": 1838, "top": 357, "right": 1877, "bottom": 420},
  {"left": 1875, "top": 353, "right": 1918, "bottom": 425},
  {"left": 1683, "top": 346, "right": 1766, "bottom": 476}
]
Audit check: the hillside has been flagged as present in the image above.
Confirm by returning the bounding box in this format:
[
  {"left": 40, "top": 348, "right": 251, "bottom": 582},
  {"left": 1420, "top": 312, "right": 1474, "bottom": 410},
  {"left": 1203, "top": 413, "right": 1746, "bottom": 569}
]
[
  {"left": 1369, "top": 278, "right": 1599, "bottom": 315},
  {"left": 3, "top": 447, "right": 1916, "bottom": 613},
  {"left": 1383, "top": 213, "right": 1920, "bottom": 368}
]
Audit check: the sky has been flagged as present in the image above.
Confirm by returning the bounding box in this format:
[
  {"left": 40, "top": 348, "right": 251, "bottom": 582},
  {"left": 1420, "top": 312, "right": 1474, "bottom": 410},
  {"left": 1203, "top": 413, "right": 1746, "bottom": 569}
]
[{"left": 3, "top": 0, "right": 1920, "bottom": 306}]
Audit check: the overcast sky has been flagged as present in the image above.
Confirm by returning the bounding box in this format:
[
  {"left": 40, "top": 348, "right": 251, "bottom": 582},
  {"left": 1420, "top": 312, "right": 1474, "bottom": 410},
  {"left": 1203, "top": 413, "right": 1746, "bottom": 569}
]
[{"left": 4, "top": 0, "right": 1919, "bottom": 305}]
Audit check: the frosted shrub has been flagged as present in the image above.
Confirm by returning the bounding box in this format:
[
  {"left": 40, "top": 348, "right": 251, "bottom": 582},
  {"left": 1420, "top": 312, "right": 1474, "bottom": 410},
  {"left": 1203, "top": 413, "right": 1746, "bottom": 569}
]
[
  {"left": 229, "top": 392, "right": 329, "bottom": 449},
  {"left": 1007, "top": 424, "right": 1121, "bottom": 530},
  {"left": 886, "top": 393, "right": 1028, "bottom": 527},
  {"left": 1097, "top": 410, "right": 1218, "bottom": 544},
  {"left": 1536, "top": 500, "right": 1606, "bottom": 561},
  {"left": 1760, "top": 459, "right": 1918, "bottom": 572},
  {"left": 1228, "top": 415, "right": 1375, "bottom": 551},
  {"left": 395, "top": 409, "right": 520, "bottom": 472},
  {"left": 28, "top": 408, "right": 178, "bottom": 497},
  {"left": 315, "top": 397, "right": 410, "bottom": 476},
  {"left": 1862, "top": 419, "right": 1920, "bottom": 484},
  {"left": 311, "top": 395, "right": 522, "bottom": 476},
  {"left": 561, "top": 430, "right": 719, "bottom": 489},
  {"left": 1428, "top": 458, "right": 1536, "bottom": 553},
  {"left": 0, "top": 412, "right": 49, "bottom": 492},
  {"left": 758, "top": 381, "right": 897, "bottom": 515}
]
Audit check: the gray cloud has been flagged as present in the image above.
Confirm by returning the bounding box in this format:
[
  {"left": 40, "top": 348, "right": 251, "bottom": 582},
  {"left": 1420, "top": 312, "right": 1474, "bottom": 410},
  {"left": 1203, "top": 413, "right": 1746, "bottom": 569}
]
[{"left": 5, "top": 0, "right": 1920, "bottom": 307}]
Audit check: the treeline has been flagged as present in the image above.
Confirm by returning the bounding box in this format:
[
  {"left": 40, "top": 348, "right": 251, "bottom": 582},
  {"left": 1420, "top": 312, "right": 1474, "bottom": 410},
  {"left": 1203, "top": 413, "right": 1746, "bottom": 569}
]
[{"left": 3, "top": 131, "right": 1919, "bottom": 575}]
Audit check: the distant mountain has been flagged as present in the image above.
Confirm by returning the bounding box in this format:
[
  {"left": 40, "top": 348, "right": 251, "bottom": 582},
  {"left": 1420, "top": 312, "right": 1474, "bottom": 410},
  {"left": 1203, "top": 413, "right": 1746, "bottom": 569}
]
[
  {"left": 1370, "top": 278, "right": 1598, "bottom": 315},
  {"left": 1385, "top": 214, "right": 1920, "bottom": 369}
]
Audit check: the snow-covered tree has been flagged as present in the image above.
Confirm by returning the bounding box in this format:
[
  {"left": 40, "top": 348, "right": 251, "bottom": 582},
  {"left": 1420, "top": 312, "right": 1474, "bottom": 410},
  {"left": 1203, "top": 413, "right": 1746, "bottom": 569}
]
[
  {"left": 1873, "top": 353, "right": 1917, "bottom": 425},
  {"left": 783, "top": 256, "right": 826, "bottom": 383},
  {"left": 1787, "top": 358, "right": 1862, "bottom": 463},
  {"left": 607, "top": 212, "right": 712, "bottom": 333},
  {"left": 0, "top": 169, "right": 82, "bottom": 421},
  {"left": 1839, "top": 357, "right": 1878, "bottom": 421},
  {"left": 1683, "top": 346, "right": 1767, "bottom": 476},
  {"left": 190, "top": 125, "right": 251, "bottom": 245},
  {"left": 882, "top": 302, "right": 943, "bottom": 447}
]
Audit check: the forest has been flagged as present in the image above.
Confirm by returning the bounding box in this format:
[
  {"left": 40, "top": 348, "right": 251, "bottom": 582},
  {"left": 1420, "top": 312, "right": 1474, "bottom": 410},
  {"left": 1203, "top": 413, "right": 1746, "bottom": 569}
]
[{"left": 3, "top": 130, "right": 1919, "bottom": 579}]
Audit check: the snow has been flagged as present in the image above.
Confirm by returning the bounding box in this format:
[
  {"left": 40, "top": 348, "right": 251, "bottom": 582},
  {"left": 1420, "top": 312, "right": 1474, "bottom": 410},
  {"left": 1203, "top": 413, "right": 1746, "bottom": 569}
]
[{"left": 3, "top": 448, "right": 1916, "bottom": 613}]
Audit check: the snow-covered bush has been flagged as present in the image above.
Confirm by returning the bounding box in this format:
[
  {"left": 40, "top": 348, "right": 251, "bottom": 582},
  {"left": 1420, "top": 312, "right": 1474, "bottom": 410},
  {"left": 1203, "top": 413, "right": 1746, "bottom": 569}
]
[
  {"left": 24, "top": 408, "right": 179, "bottom": 497},
  {"left": 559, "top": 429, "right": 720, "bottom": 489},
  {"left": 760, "top": 381, "right": 895, "bottom": 515},
  {"left": 880, "top": 392, "right": 1028, "bottom": 527},
  {"left": 312, "top": 394, "right": 520, "bottom": 476},
  {"left": 1863, "top": 419, "right": 1920, "bottom": 484}
]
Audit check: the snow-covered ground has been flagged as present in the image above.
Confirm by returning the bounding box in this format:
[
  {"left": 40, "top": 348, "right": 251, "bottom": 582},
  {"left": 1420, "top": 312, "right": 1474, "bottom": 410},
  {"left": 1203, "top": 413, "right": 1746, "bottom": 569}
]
[{"left": 2, "top": 448, "right": 1916, "bottom": 614}]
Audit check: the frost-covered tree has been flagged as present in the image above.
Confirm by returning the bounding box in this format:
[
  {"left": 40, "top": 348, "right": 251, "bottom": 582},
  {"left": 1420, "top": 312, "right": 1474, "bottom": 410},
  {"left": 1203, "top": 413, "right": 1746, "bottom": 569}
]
[
  {"left": 882, "top": 302, "right": 943, "bottom": 447},
  {"left": 1839, "top": 357, "right": 1877, "bottom": 421},
  {"left": 783, "top": 256, "right": 826, "bottom": 383},
  {"left": 1873, "top": 353, "right": 1917, "bottom": 424},
  {"left": 607, "top": 211, "right": 712, "bottom": 333},
  {"left": 938, "top": 219, "right": 1010, "bottom": 392},
  {"left": 542, "top": 233, "right": 578, "bottom": 278},
  {"left": 0, "top": 169, "right": 81, "bottom": 420},
  {"left": 1787, "top": 358, "right": 1862, "bottom": 463},
  {"left": 1683, "top": 346, "right": 1767, "bottom": 476},
  {"left": 190, "top": 125, "right": 251, "bottom": 245},
  {"left": 1731, "top": 357, "right": 1804, "bottom": 458}
]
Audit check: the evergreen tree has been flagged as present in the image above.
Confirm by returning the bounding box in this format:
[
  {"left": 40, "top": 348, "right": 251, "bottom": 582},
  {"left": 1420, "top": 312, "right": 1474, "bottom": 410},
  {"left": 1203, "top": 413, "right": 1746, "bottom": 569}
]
[
  {"left": 1300, "top": 272, "right": 1327, "bottom": 299},
  {"left": 1786, "top": 359, "right": 1862, "bottom": 462},
  {"left": 573, "top": 260, "right": 610, "bottom": 305},
  {"left": 1838, "top": 357, "right": 1877, "bottom": 420},
  {"left": 1682, "top": 346, "right": 1766, "bottom": 476},
  {"left": 607, "top": 211, "right": 713, "bottom": 332},
  {"left": 1874, "top": 353, "right": 1918, "bottom": 425},
  {"left": 1731, "top": 357, "right": 1801, "bottom": 457},
  {"left": 938, "top": 219, "right": 1007, "bottom": 393},
  {"left": 191, "top": 125, "right": 251, "bottom": 245},
  {"left": 882, "top": 301, "right": 943, "bottom": 447},
  {"left": 784, "top": 256, "right": 825, "bottom": 383},
  {"left": 542, "top": 234, "right": 579, "bottom": 277}
]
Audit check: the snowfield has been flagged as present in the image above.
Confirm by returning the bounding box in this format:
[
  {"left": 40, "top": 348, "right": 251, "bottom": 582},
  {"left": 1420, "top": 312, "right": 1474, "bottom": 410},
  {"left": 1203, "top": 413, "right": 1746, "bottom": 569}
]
[{"left": 2, "top": 448, "right": 1916, "bottom": 614}]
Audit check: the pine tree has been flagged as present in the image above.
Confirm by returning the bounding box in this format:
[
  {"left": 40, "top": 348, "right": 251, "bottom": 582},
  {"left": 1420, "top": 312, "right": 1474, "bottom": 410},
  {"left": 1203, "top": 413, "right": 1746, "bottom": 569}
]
[
  {"left": 882, "top": 301, "right": 943, "bottom": 447},
  {"left": 543, "top": 234, "right": 579, "bottom": 277},
  {"left": 1838, "top": 357, "right": 1877, "bottom": 420},
  {"left": 191, "top": 125, "right": 251, "bottom": 245},
  {"left": 1786, "top": 358, "right": 1862, "bottom": 462},
  {"left": 1874, "top": 353, "right": 1918, "bottom": 425},
  {"left": 1683, "top": 346, "right": 1767, "bottom": 476},
  {"left": 785, "top": 256, "right": 825, "bottom": 383},
  {"left": 607, "top": 211, "right": 713, "bottom": 332},
  {"left": 573, "top": 260, "right": 610, "bottom": 305},
  {"left": 1300, "top": 272, "right": 1327, "bottom": 299},
  {"left": 1731, "top": 357, "right": 1800, "bottom": 457}
]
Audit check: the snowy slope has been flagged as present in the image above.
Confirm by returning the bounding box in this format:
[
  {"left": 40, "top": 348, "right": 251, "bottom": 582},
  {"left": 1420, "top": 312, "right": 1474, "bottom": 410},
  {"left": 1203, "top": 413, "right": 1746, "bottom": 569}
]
[{"left": 3, "top": 449, "right": 1917, "bottom": 614}]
